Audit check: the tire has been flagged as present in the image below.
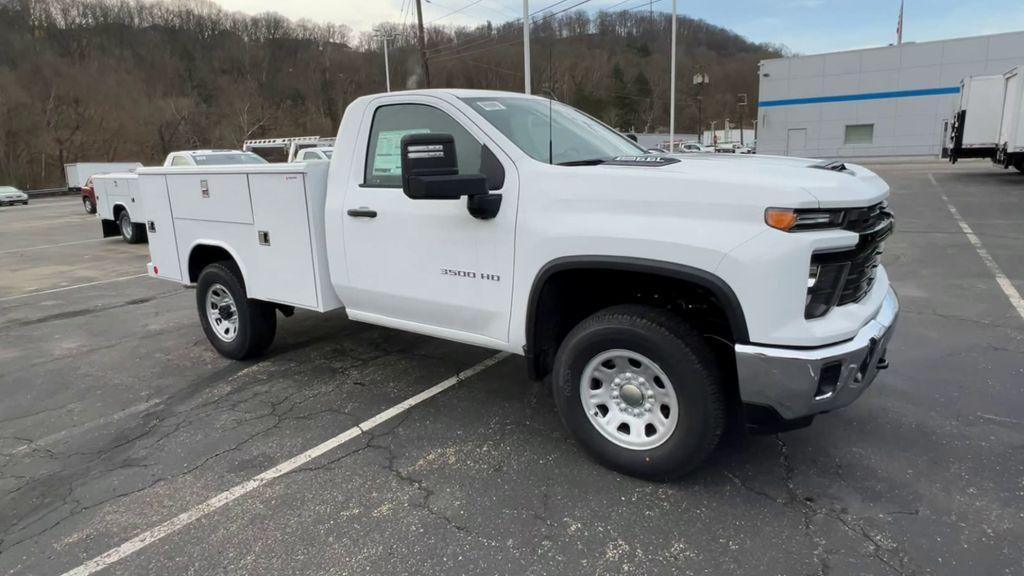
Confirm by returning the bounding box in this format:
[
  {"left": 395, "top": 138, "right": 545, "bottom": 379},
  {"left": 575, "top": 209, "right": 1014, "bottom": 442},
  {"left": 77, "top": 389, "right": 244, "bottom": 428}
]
[
  {"left": 551, "top": 305, "right": 725, "bottom": 480},
  {"left": 83, "top": 197, "right": 95, "bottom": 214},
  {"left": 118, "top": 211, "right": 142, "bottom": 244},
  {"left": 196, "top": 262, "right": 276, "bottom": 360},
  {"left": 1014, "top": 159, "right": 1024, "bottom": 174}
]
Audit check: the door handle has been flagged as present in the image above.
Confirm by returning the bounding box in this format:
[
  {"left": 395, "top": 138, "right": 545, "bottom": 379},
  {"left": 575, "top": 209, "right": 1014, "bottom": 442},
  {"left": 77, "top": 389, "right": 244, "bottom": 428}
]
[{"left": 347, "top": 208, "right": 377, "bottom": 218}]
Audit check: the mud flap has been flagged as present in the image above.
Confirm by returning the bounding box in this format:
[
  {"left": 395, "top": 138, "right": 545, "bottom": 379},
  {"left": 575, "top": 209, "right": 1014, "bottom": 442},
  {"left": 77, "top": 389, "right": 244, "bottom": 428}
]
[{"left": 101, "top": 219, "right": 120, "bottom": 238}]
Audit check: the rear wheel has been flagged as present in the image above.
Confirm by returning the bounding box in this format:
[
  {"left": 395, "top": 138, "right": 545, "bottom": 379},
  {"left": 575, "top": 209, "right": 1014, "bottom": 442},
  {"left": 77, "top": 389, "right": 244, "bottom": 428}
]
[
  {"left": 551, "top": 305, "right": 725, "bottom": 479},
  {"left": 83, "top": 197, "right": 95, "bottom": 214},
  {"left": 118, "top": 211, "right": 142, "bottom": 244},
  {"left": 196, "top": 262, "right": 276, "bottom": 360}
]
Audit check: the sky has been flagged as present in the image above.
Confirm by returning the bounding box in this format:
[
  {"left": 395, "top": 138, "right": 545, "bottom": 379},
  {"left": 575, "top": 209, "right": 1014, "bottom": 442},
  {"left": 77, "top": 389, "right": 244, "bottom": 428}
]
[{"left": 206, "top": 0, "right": 1024, "bottom": 55}]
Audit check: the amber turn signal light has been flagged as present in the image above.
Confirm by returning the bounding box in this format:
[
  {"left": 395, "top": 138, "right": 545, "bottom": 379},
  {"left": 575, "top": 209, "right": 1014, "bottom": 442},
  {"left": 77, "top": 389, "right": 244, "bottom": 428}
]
[{"left": 765, "top": 208, "right": 798, "bottom": 231}]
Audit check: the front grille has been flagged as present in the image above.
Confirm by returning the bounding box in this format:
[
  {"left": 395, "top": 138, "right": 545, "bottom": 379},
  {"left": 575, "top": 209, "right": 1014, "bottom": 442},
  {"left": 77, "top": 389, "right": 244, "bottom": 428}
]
[
  {"left": 843, "top": 201, "right": 892, "bottom": 234},
  {"left": 838, "top": 211, "right": 893, "bottom": 305},
  {"left": 810, "top": 203, "right": 894, "bottom": 310}
]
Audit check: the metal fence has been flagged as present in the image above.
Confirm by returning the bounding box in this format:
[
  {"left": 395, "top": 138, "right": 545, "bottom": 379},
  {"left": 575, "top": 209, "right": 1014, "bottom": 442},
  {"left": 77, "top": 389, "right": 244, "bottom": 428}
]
[{"left": 25, "top": 187, "right": 72, "bottom": 198}]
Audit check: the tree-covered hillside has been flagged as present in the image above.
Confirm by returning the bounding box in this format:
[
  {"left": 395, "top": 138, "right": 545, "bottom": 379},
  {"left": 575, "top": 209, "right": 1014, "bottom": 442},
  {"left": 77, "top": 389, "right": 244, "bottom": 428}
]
[{"left": 0, "top": 0, "right": 784, "bottom": 188}]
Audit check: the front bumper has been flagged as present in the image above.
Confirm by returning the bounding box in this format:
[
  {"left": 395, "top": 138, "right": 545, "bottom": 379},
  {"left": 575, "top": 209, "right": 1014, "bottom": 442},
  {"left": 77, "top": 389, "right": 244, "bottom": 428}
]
[{"left": 734, "top": 287, "right": 899, "bottom": 420}]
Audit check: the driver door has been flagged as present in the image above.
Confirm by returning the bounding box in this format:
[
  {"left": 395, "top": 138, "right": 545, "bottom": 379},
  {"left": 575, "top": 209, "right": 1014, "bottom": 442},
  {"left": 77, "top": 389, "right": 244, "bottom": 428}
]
[{"left": 340, "top": 96, "right": 519, "bottom": 346}]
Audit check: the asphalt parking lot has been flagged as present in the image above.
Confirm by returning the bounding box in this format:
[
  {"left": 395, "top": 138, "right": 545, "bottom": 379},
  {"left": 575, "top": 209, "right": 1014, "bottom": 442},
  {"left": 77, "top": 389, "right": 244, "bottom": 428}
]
[{"left": 1, "top": 161, "right": 1022, "bottom": 576}]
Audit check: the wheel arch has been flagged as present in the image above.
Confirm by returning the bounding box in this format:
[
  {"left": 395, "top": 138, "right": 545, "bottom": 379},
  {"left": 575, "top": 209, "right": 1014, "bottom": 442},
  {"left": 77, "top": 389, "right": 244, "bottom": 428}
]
[
  {"left": 111, "top": 202, "right": 130, "bottom": 221},
  {"left": 524, "top": 256, "right": 749, "bottom": 381},
  {"left": 186, "top": 241, "right": 250, "bottom": 289}
]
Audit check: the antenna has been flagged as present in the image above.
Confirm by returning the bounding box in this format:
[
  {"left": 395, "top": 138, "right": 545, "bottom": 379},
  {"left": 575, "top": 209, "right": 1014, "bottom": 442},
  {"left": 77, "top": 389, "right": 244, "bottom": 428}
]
[{"left": 547, "top": 44, "right": 554, "bottom": 165}]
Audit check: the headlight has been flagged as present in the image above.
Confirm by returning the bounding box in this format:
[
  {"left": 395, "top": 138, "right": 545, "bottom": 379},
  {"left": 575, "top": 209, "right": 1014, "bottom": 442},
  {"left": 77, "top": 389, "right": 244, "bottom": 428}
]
[{"left": 765, "top": 208, "right": 846, "bottom": 232}]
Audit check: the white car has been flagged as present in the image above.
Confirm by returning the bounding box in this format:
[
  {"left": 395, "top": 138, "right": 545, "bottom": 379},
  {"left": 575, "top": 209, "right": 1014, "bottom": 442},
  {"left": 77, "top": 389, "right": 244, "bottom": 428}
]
[
  {"left": 139, "top": 89, "right": 898, "bottom": 479},
  {"left": 295, "top": 147, "right": 333, "bottom": 161},
  {"left": 677, "top": 142, "right": 713, "bottom": 153},
  {"left": 163, "top": 150, "right": 268, "bottom": 167},
  {"left": 0, "top": 186, "right": 29, "bottom": 206}
]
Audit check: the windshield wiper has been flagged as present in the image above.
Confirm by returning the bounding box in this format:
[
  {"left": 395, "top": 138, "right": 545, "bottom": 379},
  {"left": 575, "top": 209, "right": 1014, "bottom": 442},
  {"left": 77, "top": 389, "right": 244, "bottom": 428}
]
[{"left": 557, "top": 158, "right": 607, "bottom": 166}]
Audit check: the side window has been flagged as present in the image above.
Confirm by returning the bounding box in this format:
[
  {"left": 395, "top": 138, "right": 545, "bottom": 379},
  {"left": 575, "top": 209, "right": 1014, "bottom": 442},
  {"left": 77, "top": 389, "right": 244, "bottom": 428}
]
[
  {"left": 364, "top": 104, "right": 483, "bottom": 187},
  {"left": 298, "top": 151, "right": 311, "bottom": 161},
  {"left": 171, "top": 155, "right": 189, "bottom": 166}
]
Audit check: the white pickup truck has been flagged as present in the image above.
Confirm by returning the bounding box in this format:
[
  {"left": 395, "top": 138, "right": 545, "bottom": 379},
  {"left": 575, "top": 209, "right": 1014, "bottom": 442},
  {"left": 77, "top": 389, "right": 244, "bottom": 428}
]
[{"left": 138, "top": 89, "right": 898, "bottom": 478}]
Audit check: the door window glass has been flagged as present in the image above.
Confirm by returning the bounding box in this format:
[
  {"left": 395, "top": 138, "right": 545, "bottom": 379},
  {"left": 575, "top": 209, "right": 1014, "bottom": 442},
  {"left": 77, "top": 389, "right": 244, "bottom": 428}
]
[{"left": 364, "top": 104, "right": 482, "bottom": 187}]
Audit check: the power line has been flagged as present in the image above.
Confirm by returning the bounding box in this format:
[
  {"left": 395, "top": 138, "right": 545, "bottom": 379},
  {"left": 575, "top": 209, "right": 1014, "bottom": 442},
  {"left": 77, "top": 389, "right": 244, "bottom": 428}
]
[
  {"left": 428, "top": 0, "right": 487, "bottom": 23},
  {"left": 429, "top": 0, "right": 595, "bottom": 60},
  {"left": 426, "top": 0, "right": 587, "bottom": 56},
  {"left": 431, "top": 0, "right": 666, "bottom": 64}
]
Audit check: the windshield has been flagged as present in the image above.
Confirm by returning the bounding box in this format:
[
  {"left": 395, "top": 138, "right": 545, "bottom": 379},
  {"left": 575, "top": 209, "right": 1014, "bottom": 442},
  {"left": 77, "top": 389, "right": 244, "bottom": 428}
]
[
  {"left": 461, "top": 96, "right": 645, "bottom": 165},
  {"left": 191, "top": 153, "right": 268, "bottom": 166}
]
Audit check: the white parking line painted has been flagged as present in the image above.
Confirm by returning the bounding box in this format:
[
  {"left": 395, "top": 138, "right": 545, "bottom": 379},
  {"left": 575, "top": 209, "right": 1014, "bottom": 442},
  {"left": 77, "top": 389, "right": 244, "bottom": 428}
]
[
  {"left": 13, "top": 399, "right": 163, "bottom": 455},
  {"left": 0, "top": 273, "right": 148, "bottom": 302},
  {"left": 60, "top": 352, "right": 509, "bottom": 576},
  {"left": 0, "top": 237, "right": 109, "bottom": 255},
  {"left": 931, "top": 174, "right": 1024, "bottom": 322}
]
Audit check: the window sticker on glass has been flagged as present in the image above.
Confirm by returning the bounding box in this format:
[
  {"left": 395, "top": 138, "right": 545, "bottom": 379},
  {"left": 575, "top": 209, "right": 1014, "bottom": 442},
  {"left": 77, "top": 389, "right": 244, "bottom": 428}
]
[
  {"left": 476, "top": 101, "right": 506, "bottom": 111},
  {"left": 373, "top": 129, "right": 430, "bottom": 176}
]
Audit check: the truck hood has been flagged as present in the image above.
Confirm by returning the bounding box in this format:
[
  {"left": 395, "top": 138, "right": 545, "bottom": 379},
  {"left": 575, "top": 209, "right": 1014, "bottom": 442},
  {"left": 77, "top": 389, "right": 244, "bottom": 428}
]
[{"left": 601, "top": 153, "right": 889, "bottom": 208}]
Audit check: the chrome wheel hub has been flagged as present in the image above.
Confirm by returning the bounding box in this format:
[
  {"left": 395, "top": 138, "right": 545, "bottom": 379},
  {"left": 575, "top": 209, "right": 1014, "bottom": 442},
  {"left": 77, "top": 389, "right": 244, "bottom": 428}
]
[
  {"left": 580, "top": 349, "right": 679, "bottom": 450},
  {"left": 205, "top": 283, "right": 239, "bottom": 343}
]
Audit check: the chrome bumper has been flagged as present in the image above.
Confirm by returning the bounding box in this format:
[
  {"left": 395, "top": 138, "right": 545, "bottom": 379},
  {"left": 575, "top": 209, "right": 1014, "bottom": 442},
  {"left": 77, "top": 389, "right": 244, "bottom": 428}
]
[{"left": 734, "top": 287, "right": 899, "bottom": 420}]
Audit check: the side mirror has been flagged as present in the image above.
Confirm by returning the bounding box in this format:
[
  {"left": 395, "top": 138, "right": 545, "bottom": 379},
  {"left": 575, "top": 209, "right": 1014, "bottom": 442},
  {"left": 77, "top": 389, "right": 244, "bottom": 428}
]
[
  {"left": 400, "top": 133, "right": 502, "bottom": 219},
  {"left": 625, "top": 133, "right": 639, "bottom": 142},
  {"left": 401, "top": 133, "right": 486, "bottom": 200}
]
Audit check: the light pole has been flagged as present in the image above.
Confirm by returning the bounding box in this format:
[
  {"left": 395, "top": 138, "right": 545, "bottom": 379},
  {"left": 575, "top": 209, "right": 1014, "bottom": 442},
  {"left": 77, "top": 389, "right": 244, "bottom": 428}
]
[
  {"left": 692, "top": 71, "right": 709, "bottom": 144},
  {"left": 523, "top": 0, "right": 531, "bottom": 94},
  {"left": 669, "top": 0, "right": 677, "bottom": 151},
  {"left": 737, "top": 93, "right": 747, "bottom": 146},
  {"left": 374, "top": 31, "right": 394, "bottom": 92}
]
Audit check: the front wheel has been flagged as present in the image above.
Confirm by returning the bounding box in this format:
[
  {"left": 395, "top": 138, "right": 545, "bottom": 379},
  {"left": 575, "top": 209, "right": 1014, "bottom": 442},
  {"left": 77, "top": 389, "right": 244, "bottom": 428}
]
[
  {"left": 552, "top": 305, "right": 726, "bottom": 479},
  {"left": 196, "top": 262, "right": 277, "bottom": 360}
]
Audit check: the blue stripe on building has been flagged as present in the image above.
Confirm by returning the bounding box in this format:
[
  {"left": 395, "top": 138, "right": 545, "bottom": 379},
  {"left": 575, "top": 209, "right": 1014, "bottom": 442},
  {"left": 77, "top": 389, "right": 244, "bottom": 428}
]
[{"left": 758, "top": 86, "right": 961, "bottom": 107}]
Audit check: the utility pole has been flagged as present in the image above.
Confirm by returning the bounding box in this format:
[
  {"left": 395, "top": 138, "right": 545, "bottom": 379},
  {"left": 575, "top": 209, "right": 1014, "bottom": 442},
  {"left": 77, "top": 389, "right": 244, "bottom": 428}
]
[
  {"left": 415, "top": 0, "right": 431, "bottom": 88},
  {"left": 737, "top": 93, "right": 747, "bottom": 146},
  {"left": 709, "top": 120, "right": 717, "bottom": 147},
  {"left": 523, "top": 0, "right": 531, "bottom": 94},
  {"left": 375, "top": 30, "right": 394, "bottom": 92},
  {"left": 669, "top": 0, "right": 677, "bottom": 151}
]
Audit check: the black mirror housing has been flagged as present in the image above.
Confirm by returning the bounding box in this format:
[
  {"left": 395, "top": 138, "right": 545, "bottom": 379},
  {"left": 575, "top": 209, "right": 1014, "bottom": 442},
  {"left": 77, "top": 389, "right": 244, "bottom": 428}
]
[{"left": 400, "top": 133, "right": 487, "bottom": 200}]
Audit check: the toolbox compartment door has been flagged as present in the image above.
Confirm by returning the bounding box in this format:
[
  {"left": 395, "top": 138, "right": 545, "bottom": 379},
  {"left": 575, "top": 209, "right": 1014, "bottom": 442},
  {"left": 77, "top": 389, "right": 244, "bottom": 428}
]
[
  {"left": 246, "top": 172, "right": 318, "bottom": 308},
  {"left": 166, "top": 173, "right": 254, "bottom": 225},
  {"left": 139, "top": 174, "right": 183, "bottom": 282}
]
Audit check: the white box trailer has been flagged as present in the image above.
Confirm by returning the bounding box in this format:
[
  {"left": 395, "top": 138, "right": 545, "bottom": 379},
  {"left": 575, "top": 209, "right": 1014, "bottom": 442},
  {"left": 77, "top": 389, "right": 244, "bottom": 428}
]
[
  {"left": 64, "top": 162, "right": 142, "bottom": 191},
  {"left": 93, "top": 172, "right": 147, "bottom": 243},
  {"left": 947, "top": 75, "right": 1004, "bottom": 163},
  {"left": 996, "top": 65, "right": 1024, "bottom": 172}
]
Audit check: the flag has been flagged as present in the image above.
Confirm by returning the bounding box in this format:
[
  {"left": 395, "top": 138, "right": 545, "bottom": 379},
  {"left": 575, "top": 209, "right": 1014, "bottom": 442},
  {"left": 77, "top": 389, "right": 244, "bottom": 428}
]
[{"left": 897, "top": 0, "right": 904, "bottom": 45}]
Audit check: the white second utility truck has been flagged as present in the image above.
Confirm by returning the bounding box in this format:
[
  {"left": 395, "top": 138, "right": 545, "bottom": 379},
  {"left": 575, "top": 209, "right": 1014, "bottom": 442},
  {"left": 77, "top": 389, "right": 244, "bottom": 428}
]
[{"left": 139, "top": 89, "right": 899, "bottom": 478}]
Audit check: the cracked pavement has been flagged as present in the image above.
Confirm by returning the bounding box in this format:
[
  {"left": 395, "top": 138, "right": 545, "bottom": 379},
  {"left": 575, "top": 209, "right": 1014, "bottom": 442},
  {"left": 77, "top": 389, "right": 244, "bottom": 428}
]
[{"left": 1, "top": 163, "right": 1023, "bottom": 575}]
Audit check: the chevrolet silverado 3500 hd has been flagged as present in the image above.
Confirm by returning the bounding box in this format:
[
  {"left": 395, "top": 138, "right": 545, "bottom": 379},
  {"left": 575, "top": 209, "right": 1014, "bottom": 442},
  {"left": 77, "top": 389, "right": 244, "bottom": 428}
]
[{"left": 138, "top": 89, "right": 898, "bottom": 478}]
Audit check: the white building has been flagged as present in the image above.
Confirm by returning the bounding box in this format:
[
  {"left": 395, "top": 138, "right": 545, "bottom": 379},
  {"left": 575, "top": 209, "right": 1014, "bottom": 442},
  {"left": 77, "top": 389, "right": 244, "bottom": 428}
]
[{"left": 756, "top": 30, "right": 1024, "bottom": 158}]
